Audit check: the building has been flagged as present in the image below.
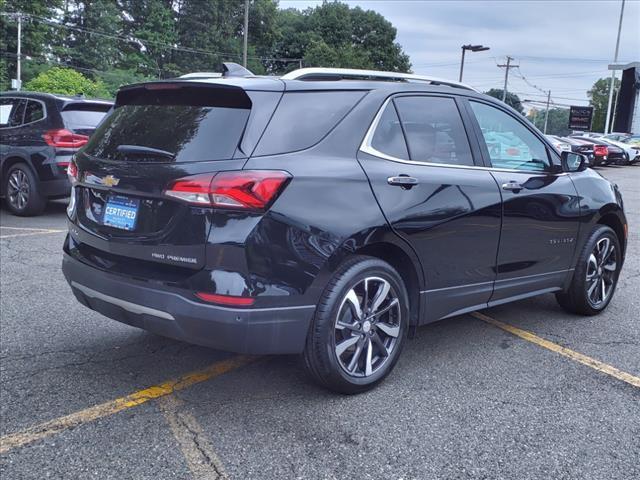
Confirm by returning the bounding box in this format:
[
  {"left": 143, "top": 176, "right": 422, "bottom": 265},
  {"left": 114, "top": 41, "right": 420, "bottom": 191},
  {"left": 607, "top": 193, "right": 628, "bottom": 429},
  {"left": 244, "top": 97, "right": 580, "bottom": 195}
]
[{"left": 612, "top": 61, "right": 639, "bottom": 134}]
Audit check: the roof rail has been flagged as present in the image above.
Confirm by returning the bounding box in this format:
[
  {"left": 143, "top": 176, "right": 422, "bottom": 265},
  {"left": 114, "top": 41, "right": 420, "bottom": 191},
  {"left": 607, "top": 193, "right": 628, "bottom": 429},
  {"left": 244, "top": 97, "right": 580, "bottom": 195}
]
[{"left": 280, "top": 67, "right": 477, "bottom": 92}]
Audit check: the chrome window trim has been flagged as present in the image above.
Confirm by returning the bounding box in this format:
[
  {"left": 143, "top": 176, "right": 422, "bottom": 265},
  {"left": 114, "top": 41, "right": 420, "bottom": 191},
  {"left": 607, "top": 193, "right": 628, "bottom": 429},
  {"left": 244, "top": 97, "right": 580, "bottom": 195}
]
[
  {"left": 0, "top": 97, "right": 48, "bottom": 130},
  {"left": 360, "top": 96, "right": 566, "bottom": 176}
]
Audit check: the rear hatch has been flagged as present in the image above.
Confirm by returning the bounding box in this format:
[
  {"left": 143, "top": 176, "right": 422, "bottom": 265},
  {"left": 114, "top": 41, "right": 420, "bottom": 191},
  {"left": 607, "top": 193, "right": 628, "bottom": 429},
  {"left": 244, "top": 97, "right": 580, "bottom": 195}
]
[
  {"left": 70, "top": 81, "right": 279, "bottom": 270},
  {"left": 61, "top": 101, "right": 112, "bottom": 136}
]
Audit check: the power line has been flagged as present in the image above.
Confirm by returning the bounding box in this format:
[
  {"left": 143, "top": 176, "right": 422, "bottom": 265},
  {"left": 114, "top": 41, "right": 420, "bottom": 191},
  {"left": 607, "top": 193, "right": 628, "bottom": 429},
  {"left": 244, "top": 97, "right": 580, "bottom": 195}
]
[{"left": 3, "top": 11, "right": 303, "bottom": 64}]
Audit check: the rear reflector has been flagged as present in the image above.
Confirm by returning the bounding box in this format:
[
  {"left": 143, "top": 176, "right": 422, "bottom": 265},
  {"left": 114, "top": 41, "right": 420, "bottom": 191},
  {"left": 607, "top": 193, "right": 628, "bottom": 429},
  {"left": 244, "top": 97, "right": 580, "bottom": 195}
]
[
  {"left": 165, "top": 170, "right": 291, "bottom": 211},
  {"left": 43, "top": 129, "right": 89, "bottom": 148},
  {"left": 195, "top": 292, "right": 255, "bottom": 307}
]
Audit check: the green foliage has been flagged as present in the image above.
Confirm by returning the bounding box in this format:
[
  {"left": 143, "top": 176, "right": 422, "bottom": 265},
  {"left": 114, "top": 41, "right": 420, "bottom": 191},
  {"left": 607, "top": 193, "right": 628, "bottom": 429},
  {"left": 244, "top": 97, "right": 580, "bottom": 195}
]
[
  {"left": 2, "top": 0, "right": 412, "bottom": 94},
  {"left": 24, "top": 67, "right": 110, "bottom": 98},
  {"left": 527, "top": 107, "right": 571, "bottom": 136},
  {"left": 484, "top": 89, "right": 524, "bottom": 114},
  {"left": 588, "top": 77, "right": 621, "bottom": 133}
]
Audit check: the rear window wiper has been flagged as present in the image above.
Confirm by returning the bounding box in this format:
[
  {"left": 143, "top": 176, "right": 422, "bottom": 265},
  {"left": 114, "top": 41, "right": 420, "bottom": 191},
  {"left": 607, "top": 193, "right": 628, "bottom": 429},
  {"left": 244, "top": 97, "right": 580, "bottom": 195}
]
[{"left": 116, "top": 144, "right": 175, "bottom": 159}]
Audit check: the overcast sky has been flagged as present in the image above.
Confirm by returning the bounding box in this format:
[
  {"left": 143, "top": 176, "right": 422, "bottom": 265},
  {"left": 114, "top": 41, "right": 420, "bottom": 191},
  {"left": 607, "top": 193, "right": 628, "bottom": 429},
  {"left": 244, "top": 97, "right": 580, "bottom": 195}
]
[{"left": 279, "top": 0, "right": 640, "bottom": 109}]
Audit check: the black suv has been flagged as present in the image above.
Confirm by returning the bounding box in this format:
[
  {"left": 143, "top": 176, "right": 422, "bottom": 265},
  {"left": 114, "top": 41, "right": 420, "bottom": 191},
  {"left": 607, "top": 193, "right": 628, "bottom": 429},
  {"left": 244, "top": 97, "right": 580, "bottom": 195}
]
[
  {"left": 0, "top": 92, "right": 112, "bottom": 215},
  {"left": 62, "top": 66, "right": 627, "bottom": 393}
]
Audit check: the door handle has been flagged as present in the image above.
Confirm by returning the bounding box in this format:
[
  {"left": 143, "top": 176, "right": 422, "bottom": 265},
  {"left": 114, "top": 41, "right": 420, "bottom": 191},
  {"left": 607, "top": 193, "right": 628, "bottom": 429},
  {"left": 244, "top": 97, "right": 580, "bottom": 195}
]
[
  {"left": 502, "top": 180, "right": 523, "bottom": 192},
  {"left": 387, "top": 175, "right": 419, "bottom": 189}
]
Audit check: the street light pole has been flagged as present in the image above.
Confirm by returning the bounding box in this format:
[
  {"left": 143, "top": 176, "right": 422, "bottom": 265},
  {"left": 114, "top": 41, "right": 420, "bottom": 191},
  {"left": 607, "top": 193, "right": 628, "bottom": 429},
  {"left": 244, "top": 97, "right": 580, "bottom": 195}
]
[
  {"left": 604, "top": 0, "right": 625, "bottom": 134},
  {"left": 459, "top": 47, "right": 466, "bottom": 82},
  {"left": 458, "top": 44, "right": 489, "bottom": 82}
]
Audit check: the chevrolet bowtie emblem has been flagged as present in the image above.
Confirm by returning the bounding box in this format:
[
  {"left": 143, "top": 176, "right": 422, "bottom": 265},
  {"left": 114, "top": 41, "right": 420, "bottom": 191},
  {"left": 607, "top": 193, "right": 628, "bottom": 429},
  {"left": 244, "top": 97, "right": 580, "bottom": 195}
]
[{"left": 102, "top": 175, "right": 120, "bottom": 187}]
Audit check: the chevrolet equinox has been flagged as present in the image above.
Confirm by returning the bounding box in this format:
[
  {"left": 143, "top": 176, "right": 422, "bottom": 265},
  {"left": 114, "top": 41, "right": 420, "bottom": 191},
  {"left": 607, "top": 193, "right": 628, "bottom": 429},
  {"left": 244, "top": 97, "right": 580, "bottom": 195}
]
[{"left": 63, "top": 65, "right": 627, "bottom": 393}]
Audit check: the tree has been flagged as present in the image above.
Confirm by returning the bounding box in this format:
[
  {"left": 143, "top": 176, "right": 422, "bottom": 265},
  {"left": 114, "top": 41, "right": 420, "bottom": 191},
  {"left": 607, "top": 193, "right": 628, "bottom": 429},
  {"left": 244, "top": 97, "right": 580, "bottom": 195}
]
[
  {"left": 484, "top": 89, "right": 524, "bottom": 114},
  {"left": 25, "top": 67, "right": 110, "bottom": 98},
  {"left": 266, "top": 2, "right": 411, "bottom": 74},
  {"left": 0, "top": 0, "right": 65, "bottom": 85},
  {"left": 527, "top": 107, "right": 571, "bottom": 136},
  {"left": 588, "top": 77, "right": 621, "bottom": 133}
]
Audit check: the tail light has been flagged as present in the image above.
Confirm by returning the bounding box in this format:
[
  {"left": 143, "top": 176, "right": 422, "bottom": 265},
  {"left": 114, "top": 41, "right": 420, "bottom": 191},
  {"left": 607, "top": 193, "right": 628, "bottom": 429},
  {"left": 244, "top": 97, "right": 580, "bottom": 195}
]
[
  {"left": 165, "top": 170, "right": 291, "bottom": 211},
  {"left": 594, "top": 145, "right": 608, "bottom": 157},
  {"left": 43, "top": 129, "right": 89, "bottom": 148}
]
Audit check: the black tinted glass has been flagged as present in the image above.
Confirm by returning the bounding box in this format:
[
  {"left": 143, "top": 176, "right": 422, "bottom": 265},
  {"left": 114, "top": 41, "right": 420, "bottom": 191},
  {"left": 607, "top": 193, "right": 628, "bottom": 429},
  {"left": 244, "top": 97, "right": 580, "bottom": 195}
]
[
  {"left": 255, "top": 91, "right": 365, "bottom": 156},
  {"left": 23, "top": 101, "right": 45, "bottom": 124},
  {"left": 394, "top": 96, "right": 473, "bottom": 166},
  {"left": 84, "top": 86, "right": 250, "bottom": 162},
  {"left": 61, "top": 103, "right": 110, "bottom": 130},
  {"left": 371, "top": 102, "right": 408, "bottom": 159},
  {"left": 0, "top": 98, "right": 25, "bottom": 127}
]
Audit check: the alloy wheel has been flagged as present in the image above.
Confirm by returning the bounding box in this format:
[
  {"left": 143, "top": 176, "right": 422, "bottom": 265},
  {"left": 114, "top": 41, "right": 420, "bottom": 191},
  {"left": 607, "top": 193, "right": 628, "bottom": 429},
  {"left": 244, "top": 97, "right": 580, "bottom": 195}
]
[
  {"left": 334, "top": 276, "right": 401, "bottom": 378},
  {"left": 586, "top": 237, "right": 617, "bottom": 308},
  {"left": 7, "top": 169, "right": 30, "bottom": 211}
]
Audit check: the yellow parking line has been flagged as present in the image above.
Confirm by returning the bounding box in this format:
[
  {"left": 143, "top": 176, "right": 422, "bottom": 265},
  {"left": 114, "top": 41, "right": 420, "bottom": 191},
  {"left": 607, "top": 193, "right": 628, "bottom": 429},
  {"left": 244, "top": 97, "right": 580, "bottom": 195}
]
[
  {"left": 472, "top": 311, "right": 640, "bottom": 389},
  {"left": 0, "top": 355, "right": 257, "bottom": 454}
]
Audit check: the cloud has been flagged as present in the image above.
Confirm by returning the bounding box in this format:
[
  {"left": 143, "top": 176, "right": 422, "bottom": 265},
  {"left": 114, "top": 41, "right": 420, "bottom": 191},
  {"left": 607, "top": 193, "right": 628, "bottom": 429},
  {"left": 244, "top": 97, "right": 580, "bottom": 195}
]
[{"left": 280, "top": 0, "right": 640, "bottom": 104}]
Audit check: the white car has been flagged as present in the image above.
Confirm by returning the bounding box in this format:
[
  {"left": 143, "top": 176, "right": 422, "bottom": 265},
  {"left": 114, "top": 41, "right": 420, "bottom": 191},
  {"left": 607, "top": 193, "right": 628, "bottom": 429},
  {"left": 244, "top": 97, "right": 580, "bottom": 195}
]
[
  {"left": 600, "top": 138, "right": 639, "bottom": 164},
  {"left": 546, "top": 135, "right": 572, "bottom": 152}
]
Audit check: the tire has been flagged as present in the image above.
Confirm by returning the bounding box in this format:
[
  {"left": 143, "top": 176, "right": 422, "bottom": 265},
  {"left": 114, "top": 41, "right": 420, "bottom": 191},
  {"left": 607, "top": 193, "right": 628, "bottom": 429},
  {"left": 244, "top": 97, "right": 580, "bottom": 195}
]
[
  {"left": 556, "top": 225, "right": 621, "bottom": 315},
  {"left": 4, "top": 163, "right": 46, "bottom": 216},
  {"left": 303, "top": 255, "right": 409, "bottom": 394}
]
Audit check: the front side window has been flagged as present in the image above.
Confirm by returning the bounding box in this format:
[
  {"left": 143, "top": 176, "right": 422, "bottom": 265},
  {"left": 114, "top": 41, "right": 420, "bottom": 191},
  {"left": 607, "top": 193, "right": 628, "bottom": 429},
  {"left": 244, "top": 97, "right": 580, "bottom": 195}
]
[
  {"left": 393, "top": 96, "right": 474, "bottom": 166},
  {"left": 370, "top": 101, "right": 409, "bottom": 160},
  {"left": 23, "top": 100, "right": 45, "bottom": 124},
  {"left": 470, "top": 101, "right": 550, "bottom": 171}
]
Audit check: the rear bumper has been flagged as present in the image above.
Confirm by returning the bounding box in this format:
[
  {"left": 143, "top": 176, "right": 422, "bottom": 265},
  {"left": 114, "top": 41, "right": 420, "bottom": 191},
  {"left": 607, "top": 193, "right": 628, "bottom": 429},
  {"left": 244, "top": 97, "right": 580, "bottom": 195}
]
[{"left": 62, "top": 252, "right": 315, "bottom": 354}]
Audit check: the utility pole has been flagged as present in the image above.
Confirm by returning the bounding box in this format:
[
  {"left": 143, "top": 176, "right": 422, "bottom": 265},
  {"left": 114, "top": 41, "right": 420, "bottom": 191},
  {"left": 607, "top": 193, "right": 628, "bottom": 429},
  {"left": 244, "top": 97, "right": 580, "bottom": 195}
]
[
  {"left": 242, "top": 0, "right": 249, "bottom": 68},
  {"left": 543, "top": 90, "right": 551, "bottom": 134},
  {"left": 16, "top": 13, "right": 22, "bottom": 91},
  {"left": 604, "top": 0, "right": 625, "bottom": 134},
  {"left": 497, "top": 56, "right": 517, "bottom": 102}
]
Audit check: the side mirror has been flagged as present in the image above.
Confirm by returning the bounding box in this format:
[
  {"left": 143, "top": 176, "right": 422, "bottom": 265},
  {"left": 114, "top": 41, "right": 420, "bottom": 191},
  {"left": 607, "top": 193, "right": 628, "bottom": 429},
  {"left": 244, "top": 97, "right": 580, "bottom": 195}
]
[{"left": 561, "top": 151, "right": 587, "bottom": 172}]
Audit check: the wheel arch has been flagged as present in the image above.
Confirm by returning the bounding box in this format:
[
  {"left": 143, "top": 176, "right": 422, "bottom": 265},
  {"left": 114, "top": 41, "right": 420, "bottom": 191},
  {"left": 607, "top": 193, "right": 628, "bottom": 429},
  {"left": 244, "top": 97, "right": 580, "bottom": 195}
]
[{"left": 596, "top": 210, "right": 627, "bottom": 260}]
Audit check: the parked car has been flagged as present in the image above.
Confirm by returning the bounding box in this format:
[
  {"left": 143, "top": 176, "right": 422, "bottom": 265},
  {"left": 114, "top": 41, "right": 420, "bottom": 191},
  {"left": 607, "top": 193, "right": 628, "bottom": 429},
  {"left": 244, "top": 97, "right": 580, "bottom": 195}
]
[
  {"left": 0, "top": 92, "right": 112, "bottom": 215},
  {"left": 573, "top": 137, "right": 627, "bottom": 166},
  {"left": 599, "top": 137, "right": 639, "bottom": 165},
  {"left": 62, "top": 66, "right": 627, "bottom": 394},
  {"left": 545, "top": 135, "right": 572, "bottom": 153},
  {"left": 560, "top": 136, "right": 605, "bottom": 166}
]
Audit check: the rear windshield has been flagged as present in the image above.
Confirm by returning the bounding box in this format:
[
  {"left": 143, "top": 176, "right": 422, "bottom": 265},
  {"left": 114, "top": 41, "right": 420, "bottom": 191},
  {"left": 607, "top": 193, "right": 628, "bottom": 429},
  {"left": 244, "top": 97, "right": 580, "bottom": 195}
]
[
  {"left": 61, "top": 104, "right": 111, "bottom": 130},
  {"left": 83, "top": 85, "right": 251, "bottom": 162}
]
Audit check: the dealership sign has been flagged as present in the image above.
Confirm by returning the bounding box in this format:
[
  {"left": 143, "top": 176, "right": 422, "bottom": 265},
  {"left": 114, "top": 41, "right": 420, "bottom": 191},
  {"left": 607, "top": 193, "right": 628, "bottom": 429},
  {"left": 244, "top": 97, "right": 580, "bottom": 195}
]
[{"left": 568, "top": 106, "right": 593, "bottom": 131}]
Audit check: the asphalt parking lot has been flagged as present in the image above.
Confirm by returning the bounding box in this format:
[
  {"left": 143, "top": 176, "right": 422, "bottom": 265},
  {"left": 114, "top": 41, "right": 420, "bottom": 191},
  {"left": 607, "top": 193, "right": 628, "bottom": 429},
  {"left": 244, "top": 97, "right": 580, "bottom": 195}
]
[{"left": 1, "top": 166, "right": 638, "bottom": 480}]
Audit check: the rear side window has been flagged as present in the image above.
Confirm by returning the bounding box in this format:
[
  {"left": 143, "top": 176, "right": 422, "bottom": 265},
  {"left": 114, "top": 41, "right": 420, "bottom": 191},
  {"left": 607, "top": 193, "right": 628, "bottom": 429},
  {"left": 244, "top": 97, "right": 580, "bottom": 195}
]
[
  {"left": 394, "top": 96, "right": 474, "bottom": 166},
  {"left": 0, "top": 98, "right": 25, "bottom": 128},
  {"left": 370, "top": 102, "right": 409, "bottom": 160},
  {"left": 84, "top": 85, "right": 251, "bottom": 163},
  {"left": 254, "top": 91, "right": 365, "bottom": 156},
  {"left": 61, "top": 103, "right": 111, "bottom": 130},
  {"left": 23, "top": 100, "right": 45, "bottom": 124}
]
